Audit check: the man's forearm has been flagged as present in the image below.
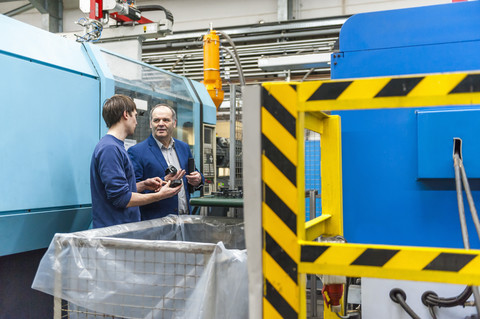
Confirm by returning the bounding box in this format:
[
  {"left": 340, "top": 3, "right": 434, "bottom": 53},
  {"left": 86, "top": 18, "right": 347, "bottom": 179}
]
[
  {"left": 127, "top": 192, "right": 164, "bottom": 207},
  {"left": 136, "top": 181, "right": 146, "bottom": 193}
]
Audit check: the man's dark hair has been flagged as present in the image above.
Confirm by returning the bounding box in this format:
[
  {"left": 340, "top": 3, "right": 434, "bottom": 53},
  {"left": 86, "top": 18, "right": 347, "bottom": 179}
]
[{"left": 102, "top": 94, "right": 137, "bottom": 128}]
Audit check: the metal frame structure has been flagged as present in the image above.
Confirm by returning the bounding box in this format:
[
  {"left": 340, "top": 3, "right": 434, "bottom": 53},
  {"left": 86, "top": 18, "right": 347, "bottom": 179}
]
[
  {"left": 142, "top": 17, "right": 346, "bottom": 85},
  {"left": 243, "top": 70, "right": 480, "bottom": 319}
]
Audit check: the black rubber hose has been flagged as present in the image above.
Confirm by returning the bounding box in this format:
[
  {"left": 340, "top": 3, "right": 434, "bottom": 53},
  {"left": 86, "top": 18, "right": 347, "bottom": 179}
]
[
  {"left": 390, "top": 288, "right": 421, "bottom": 319},
  {"left": 422, "top": 287, "right": 472, "bottom": 308},
  {"left": 137, "top": 5, "right": 174, "bottom": 25},
  {"left": 428, "top": 305, "right": 438, "bottom": 319}
]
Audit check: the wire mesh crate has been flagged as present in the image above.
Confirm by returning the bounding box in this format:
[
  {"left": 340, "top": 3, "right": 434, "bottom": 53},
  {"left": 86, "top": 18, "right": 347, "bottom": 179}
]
[{"left": 33, "top": 215, "right": 247, "bottom": 319}]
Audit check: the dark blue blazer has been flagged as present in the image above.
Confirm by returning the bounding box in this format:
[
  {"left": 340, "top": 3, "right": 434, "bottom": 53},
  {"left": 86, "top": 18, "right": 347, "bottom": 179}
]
[{"left": 127, "top": 135, "right": 203, "bottom": 220}]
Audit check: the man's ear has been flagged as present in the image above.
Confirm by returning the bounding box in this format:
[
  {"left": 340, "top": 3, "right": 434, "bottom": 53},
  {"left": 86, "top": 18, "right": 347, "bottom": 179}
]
[{"left": 122, "top": 110, "right": 129, "bottom": 120}]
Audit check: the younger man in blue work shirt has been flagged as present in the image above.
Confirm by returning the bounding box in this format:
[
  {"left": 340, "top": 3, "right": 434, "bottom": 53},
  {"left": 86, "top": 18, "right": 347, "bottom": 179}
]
[
  {"left": 128, "top": 104, "right": 204, "bottom": 220},
  {"left": 90, "top": 95, "right": 182, "bottom": 228}
]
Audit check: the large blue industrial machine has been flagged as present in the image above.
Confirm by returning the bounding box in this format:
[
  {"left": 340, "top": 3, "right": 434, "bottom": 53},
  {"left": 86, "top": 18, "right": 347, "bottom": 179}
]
[
  {"left": 0, "top": 14, "right": 216, "bottom": 317},
  {"left": 331, "top": 2, "right": 480, "bottom": 318},
  {"left": 333, "top": 1, "right": 480, "bottom": 249}
]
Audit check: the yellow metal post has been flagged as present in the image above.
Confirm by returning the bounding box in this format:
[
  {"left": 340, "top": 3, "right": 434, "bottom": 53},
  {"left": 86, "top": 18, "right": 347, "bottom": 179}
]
[{"left": 258, "top": 71, "right": 480, "bottom": 319}]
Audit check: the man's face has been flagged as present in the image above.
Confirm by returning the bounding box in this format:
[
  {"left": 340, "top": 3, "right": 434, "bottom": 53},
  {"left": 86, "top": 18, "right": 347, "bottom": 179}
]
[{"left": 150, "top": 106, "right": 176, "bottom": 143}]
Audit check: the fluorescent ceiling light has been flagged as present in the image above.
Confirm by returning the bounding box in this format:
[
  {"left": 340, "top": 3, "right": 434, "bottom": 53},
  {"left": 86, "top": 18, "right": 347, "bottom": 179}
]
[{"left": 258, "top": 52, "right": 331, "bottom": 71}]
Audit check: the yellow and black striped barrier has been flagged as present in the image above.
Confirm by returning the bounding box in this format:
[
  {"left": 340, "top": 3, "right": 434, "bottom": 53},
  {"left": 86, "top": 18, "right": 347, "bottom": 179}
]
[
  {"left": 259, "top": 71, "right": 480, "bottom": 319},
  {"left": 299, "top": 241, "right": 480, "bottom": 286},
  {"left": 298, "top": 71, "right": 480, "bottom": 111},
  {"left": 261, "top": 84, "right": 300, "bottom": 319}
]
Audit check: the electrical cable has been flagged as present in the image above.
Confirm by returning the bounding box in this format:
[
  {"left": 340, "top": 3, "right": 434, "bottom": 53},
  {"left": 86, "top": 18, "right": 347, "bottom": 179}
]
[
  {"left": 136, "top": 5, "right": 174, "bottom": 25},
  {"left": 335, "top": 312, "right": 352, "bottom": 319},
  {"left": 459, "top": 158, "right": 480, "bottom": 243},
  {"left": 420, "top": 141, "right": 480, "bottom": 317},
  {"left": 422, "top": 287, "right": 472, "bottom": 308},
  {"left": 301, "top": 68, "right": 315, "bottom": 82},
  {"left": 75, "top": 18, "right": 103, "bottom": 42},
  {"left": 344, "top": 277, "right": 350, "bottom": 317},
  {"left": 216, "top": 30, "right": 245, "bottom": 87},
  {"left": 170, "top": 55, "right": 188, "bottom": 72},
  {"left": 458, "top": 156, "right": 480, "bottom": 316},
  {"left": 454, "top": 153, "right": 470, "bottom": 249},
  {"left": 427, "top": 305, "right": 437, "bottom": 319},
  {"left": 220, "top": 46, "right": 245, "bottom": 87},
  {"left": 389, "top": 288, "right": 421, "bottom": 319}
]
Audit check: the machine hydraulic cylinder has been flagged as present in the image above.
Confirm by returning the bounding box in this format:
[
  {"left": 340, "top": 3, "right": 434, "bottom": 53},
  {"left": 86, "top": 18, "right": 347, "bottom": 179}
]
[{"left": 202, "top": 30, "right": 224, "bottom": 109}]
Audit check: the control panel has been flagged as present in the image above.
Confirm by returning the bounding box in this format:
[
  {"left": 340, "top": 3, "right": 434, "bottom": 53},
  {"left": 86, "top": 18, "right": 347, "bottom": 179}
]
[{"left": 202, "top": 124, "right": 216, "bottom": 195}]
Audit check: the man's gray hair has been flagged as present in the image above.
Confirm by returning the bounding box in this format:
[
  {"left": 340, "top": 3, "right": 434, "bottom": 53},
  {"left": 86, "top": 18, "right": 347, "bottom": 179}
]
[{"left": 150, "top": 104, "right": 177, "bottom": 122}]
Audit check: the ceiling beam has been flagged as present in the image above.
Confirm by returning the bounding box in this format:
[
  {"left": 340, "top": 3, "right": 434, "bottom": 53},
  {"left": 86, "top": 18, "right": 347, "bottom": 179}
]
[
  {"left": 27, "top": 0, "right": 63, "bottom": 32},
  {"left": 4, "top": 2, "right": 34, "bottom": 16}
]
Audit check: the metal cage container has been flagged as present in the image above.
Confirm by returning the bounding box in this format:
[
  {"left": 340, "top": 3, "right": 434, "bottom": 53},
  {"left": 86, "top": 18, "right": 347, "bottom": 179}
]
[{"left": 32, "top": 215, "right": 247, "bottom": 319}]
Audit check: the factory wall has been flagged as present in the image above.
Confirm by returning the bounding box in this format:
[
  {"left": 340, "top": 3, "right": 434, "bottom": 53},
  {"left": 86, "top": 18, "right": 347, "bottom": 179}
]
[{"left": 3, "top": 0, "right": 450, "bottom": 34}]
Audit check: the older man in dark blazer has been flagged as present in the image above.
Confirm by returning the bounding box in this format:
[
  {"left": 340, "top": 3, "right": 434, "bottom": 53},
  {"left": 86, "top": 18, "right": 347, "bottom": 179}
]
[{"left": 128, "top": 104, "right": 204, "bottom": 220}]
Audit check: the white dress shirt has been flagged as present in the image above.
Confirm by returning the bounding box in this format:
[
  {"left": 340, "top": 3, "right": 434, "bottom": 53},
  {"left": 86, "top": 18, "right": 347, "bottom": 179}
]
[{"left": 155, "top": 137, "right": 188, "bottom": 214}]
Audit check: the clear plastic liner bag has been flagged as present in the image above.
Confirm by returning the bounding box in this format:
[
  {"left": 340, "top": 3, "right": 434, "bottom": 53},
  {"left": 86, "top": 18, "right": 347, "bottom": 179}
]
[{"left": 32, "top": 215, "right": 248, "bottom": 319}]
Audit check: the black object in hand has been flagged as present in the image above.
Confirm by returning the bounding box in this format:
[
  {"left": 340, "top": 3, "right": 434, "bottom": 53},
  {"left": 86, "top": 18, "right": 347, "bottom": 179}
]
[
  {"left": 165, "top": 165, "right": 177, "bottom": 176},
  {"left": 170, "top": 179, "right": 182, "bottom": 187},
  {"left": 188, "top": 158, "right": 195, "bottom": 193}
]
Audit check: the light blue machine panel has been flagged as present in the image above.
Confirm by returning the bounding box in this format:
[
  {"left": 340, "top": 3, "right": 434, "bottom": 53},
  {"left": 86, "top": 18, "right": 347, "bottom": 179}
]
[
  {"left": 331, "top": 1, "right": 480, "bottom": 249},
  {"left": 0, "top": 15, "right": 99, "bottom": 256},
  {"left": 0, "top": 15, "right": 216, "bottom": 256}
]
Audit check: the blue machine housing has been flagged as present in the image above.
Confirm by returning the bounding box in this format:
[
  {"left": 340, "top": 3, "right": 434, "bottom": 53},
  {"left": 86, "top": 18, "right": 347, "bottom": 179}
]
[
  {"left": 0, "top": 14, "right": 216, "bottom": 257},
  {"left": 331, "top": 1, "right": 480, "bottom": 249}
]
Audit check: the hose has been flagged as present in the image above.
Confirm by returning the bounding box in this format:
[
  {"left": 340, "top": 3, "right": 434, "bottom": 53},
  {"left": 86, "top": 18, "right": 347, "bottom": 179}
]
[
  {"left": 459, "top": 158, "right": 480, "bottom": 243},
  {"left": 301, "top": 68, "right": 315, "bottom": 82},
  {"left": 216, "top": 30, "right": 245, "bottom": 87},
  {"left": 454, "top": 145, "right": 480, "bottom": 316},
  {"left": 221, "top": 46, "right": 245, "bottom": 87},
  {"left": 454, "top": 153, "right": 470, "bottom": 249},
  {"left": 390, "top": 288, "right": 421, "bottom": 319},
  {"left": 427, "top": 305, "right": 437, "bottom": 319},
  {"left": 75, "top": 18, "right": 103, "bottom": 42},
  {"left": 136, "top": 5, "right": 174, "bottom": 25},
  {"left": 422, "top": 287, "right": 472, "bottom": 308},
  {"left": 170, "top": 55, "right": 189, "bottom": 72},
  {"left": 421, "top": 140, "right": 480, "bottom": 315}
]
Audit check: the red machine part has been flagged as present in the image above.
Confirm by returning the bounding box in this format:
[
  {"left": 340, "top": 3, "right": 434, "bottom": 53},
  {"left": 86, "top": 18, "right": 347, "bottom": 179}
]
[
  {"left": 110, "top": 12, "right": 152, "bottom": 24},
  {"left": 322, "top": 284, "right": 344, "bottom": 309},
  {"left": 89, "top": 0, "right": 153, "bottom": 24},
  {"left": 90, "top": 0, "right": 103, "bottom": 19}
]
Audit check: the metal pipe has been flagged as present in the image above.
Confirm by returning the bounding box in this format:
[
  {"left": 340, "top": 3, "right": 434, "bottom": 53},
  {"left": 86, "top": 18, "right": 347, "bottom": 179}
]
[
  {"left": 229, "top": 84, "right": 237, "bottom": 193},
  {"left": 170, "top": 54, "right": 188, "bottom": 72},
  {"left": 5, "top": 3, "right": 34, "bottom": 16},
  {"left": 144, "top": 16, "right": 347, "bottom": 43},
  {"left": 307, "top": 189, "right": 318, "bottom": 317},
  {"left": 144, "top": 28, "right": 341, "bottom": 50},
  {"left": 227, "top": 84, "right": 237, "bottom": 218},
  {"left": 53, "top": 237, "right": 62, "bottom": 319},
  {"left": 302, "top": 68, "right": 315, "bottom": 82},
  {"left": 473, "top": 287, "right": 480, "bottom": 317},
  {"left": 144, "top": 37, "right": 337, "bottom": 58}
]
